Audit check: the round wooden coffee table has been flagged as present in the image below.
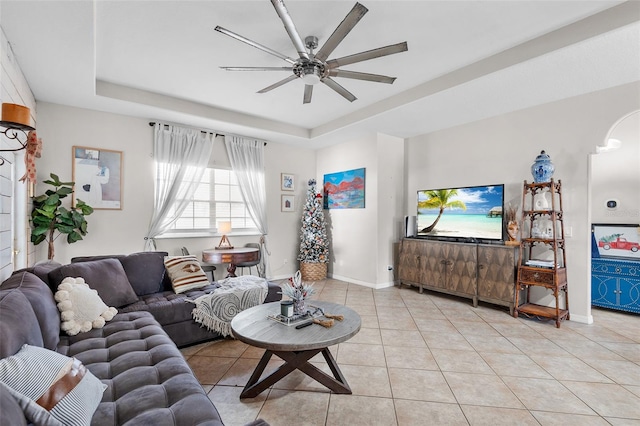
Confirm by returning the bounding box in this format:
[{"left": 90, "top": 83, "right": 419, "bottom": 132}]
[{"left": 230, "top": 301, "right": 361, "bottom": 398}]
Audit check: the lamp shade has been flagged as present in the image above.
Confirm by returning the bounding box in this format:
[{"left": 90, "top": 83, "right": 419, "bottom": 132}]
[{"left": 218, "top": 221, "right": 232, "bottom": 234}]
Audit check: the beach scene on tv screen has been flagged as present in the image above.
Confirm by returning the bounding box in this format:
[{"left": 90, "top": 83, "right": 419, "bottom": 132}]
[{"left": 417, "top": 185, "right": 503, "bottom": 240}]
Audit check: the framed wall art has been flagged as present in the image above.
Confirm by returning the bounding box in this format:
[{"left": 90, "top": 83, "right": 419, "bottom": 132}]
[
  {"left": 323, "top": 167, "right": 365, "bottom": 209},
  {"left": 281, "top": 194, "right": 295, "bottom": 212},
  {"left": 592, "top": 223, "right": 640, "bottom": 260},
  {"left": 281, "top": 173, "right": 294, "bottom": 191},
  {"left": 72, "top": 146, "right": 123, "bottom": 210}
]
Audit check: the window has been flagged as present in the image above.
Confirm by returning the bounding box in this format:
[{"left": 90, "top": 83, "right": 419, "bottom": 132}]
[{"left": 165, "top": 167, "right": 257, "bottom": 235}]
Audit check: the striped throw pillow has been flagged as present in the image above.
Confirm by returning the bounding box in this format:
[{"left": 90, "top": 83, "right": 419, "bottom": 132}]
[
  {"left": 164, "top": 255, "right": 210, "bottom": 294},
  {"left": 0, "top": 344, "right": 106, "bottom": 426}
]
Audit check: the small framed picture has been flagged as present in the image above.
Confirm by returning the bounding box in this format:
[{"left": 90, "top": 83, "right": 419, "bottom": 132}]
[
  {"left": 592, "top": 223, "right": 640, "bottom": 260},
  {"left": 281, "top": 195, "right": 295, "bottom": 212},
  {"left": 281, "top": 173, "right": 294, "bottom": 191}
]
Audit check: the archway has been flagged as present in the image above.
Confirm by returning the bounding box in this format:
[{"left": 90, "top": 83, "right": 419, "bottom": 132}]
[{"left": 589, "top": 110, "right": 640, "bottom": 316}]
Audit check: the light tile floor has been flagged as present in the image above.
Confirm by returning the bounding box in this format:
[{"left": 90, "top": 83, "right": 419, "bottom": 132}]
[{"left": 182, "top": 279, "right": 640, "bottom": 426}]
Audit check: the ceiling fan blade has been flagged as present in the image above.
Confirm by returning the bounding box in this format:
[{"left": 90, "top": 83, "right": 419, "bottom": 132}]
[
  {"left": 315, "top": 2, "right": 368, "bottom": 63},
  {"left": 322, "top": 77, "right": 357, "bottom": 102},
  {"left": 270, "top": 0, "right": 310, "bottom": 60},
  {"left": 257, "top": 75, "right": 298, "bottom": 93},
  {"left": 215, "top": 26, "right": 297, "bottom": 65},
  {"left": 303, "top": 85, "right": 313, "bottom": 104},
  {"left": 326, "top": 41, "right": 408, "bottom": 68},
  {"left": 221, "top": 67, "right": 293, "bottom": 72},
  {"left": 328, "top": 69, "right": 396, "bottom": 84}
]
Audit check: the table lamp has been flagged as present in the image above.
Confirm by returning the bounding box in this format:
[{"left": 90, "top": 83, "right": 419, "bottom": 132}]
[{"left": 217, "top": 221, "right": 234, "bottom": 249}]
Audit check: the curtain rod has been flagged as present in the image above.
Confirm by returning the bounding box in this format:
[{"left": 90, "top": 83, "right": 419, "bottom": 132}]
[
  {"left": 148, "top": 121, "right": 267, "bottom": 146},
  {"left": 148, "top": 121, "right": 220, "bottom": 137}
]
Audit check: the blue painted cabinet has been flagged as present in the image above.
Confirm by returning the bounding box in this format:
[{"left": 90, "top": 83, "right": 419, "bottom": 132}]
[{"left": 591, "top": 258, "right": 640, "bottom": 314}]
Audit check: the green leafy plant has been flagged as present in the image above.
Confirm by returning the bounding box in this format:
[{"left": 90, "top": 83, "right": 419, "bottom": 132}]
[{"left": 31, "top": 173, "right": 94, "bottom": 260}]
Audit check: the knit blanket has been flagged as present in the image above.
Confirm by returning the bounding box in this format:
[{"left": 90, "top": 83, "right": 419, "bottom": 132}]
[{"left": 189, "top": 276, "right": 268, "bottom": 338}]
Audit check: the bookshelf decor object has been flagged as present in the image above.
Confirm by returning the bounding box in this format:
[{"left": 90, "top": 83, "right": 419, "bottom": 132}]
[{"left": 514, "top": 178, "right": 569, "bottom": 327}]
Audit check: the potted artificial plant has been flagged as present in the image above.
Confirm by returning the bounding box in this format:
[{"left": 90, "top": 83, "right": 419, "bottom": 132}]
[{"left": 30, "top": 173, "right": 94, "bottom": 260}]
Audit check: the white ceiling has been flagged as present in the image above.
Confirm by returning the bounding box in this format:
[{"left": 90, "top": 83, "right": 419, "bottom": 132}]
[{"left": 2, "top": 1, "right": 639, "bottom": 148}]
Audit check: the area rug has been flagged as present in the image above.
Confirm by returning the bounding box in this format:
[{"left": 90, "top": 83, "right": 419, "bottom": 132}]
[{"left": 189, "top": 276, "right": 268, "bottom": 337}]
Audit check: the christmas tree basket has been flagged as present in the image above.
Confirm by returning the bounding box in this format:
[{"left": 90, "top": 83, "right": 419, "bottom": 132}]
[{"left": 300, "top": 262, "right": 327, "bottom": 281}]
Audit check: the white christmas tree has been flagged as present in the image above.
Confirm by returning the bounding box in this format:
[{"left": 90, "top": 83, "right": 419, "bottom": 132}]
[{"left": 297, "top": 179, "right": 329, "bottom": 264}]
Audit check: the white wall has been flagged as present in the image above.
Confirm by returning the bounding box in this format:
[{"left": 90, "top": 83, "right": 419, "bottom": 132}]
[
  {"left": 376, "top": 133, "right": 405, "bottom": 285},
  {"left": 406, "top": 82, "right": 640, "bottom": 323},
  {"left": 591, "top": 110, "right": 640, "bottom": 224},
  {"left": 13, "top": 81, "right": 640, "bottom": 324},
  {"left": 33, "top": 102, "right": 315, "bottom": 280},
  {"left": 316, "top": 132, "right": 404, "bottom": 288},
  {"left": 1, "top": 25, "right": 36, "bottom": 281}
]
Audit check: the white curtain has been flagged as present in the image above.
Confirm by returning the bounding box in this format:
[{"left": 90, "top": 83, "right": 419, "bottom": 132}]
[
  {"left": 224, "top": 135, "right": 270, "bottom": 277},
  {"left": 144, "top": 124, "right": 213, "bottom": 250}
]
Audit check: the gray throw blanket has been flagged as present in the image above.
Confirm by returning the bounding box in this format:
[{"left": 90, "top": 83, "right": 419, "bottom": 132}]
[{"left": 189, "top": 276, "right": 268, "bottom": 337}]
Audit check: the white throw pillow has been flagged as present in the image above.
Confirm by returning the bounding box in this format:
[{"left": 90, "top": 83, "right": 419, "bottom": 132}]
[
  {"left": 164, "top": 255, "right": 210, "bottom": 294},
  {"left": 54, "top": 277, "right": 117, "bottom": 336},
  {"left": 0, "top": 344, "right": 106, "bottom": 426}
]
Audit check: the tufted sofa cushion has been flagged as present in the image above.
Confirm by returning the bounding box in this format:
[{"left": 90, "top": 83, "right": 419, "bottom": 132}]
[
  {"left": 119, "top": 282, "right": 283, "bottom": 327},
  {"left": 57, "top": 311, "right": 223, "bottom": 426},
  {"left": 119, "top": 285, "right": 219, "bottom": 324}
]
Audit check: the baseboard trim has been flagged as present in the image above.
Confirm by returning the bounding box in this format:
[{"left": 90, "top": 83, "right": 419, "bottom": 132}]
[
  {"left": 269, "top": 273, "right": 398, "bottom": 290},
  {"left": 328, "top": 274, "right": 395, "bottom": 290},
  {"left": 568, "top": 313, "right": 593, "bottom": 324}
]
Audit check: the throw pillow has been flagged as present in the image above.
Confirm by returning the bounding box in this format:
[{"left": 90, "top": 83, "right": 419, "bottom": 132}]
[
  {"left": 164, "top": 255, "right": 210, "bottom": 294},
  {"left": 54, "top": 277, "right": 118, "bottom": 336},
  {"left": 48, "top": 258, "right": 138, "bottom": 308},
  {"left": 0, "top": 344, "right": 106, "bottom": 426}
]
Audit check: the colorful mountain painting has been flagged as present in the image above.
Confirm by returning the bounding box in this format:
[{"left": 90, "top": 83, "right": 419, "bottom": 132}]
[{"left": 323, "top": 168, "right": 365, "bottom": 209}]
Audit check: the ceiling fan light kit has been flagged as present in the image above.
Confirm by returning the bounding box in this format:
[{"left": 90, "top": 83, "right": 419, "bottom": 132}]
[{"left": 215, "top": 1, "right": 408, "bottom": 104}]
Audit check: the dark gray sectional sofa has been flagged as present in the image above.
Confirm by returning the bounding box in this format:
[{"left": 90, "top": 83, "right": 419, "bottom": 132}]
[
  {"left": 0, "top": 251, "right": 280, "bottom": 425},
  {"left": 43, "top": 251, "right": 281, "bottom": 347}
]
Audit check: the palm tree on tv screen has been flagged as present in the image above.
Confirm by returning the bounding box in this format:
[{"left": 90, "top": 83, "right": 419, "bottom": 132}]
[{"left": 419, "top": 189, "right": 467, "bottom": 233}]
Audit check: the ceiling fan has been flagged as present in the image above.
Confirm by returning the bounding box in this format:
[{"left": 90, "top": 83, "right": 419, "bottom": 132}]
[{"left": 215, "top": 1, "right": 408, "bottom": 104}]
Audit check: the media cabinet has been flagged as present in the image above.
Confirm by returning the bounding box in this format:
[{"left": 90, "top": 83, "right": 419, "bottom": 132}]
[{"left": 397, "top": 238, "right": 518, "bottom": 314}]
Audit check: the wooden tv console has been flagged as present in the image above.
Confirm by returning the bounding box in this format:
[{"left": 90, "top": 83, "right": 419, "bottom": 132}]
[{"left": 397, "top": 238, "right": 518, "bottom": 314}]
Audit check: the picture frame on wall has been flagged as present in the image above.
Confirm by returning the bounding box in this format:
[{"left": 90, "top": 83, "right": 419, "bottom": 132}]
[
  {"left": 72, "top": 146, "right": 123, "bottom": 210},
  {"left": 281, "top": 195, "right": 295, "bottom": 212},
  {"left": 281, "top": 173, "right": 294, "bottom": 191},
  {"left": 592, "top": 223, "right": 640, "bottom": 260},
  {"left": 323, "top": 167, "right": 365, "bottom": 209}
]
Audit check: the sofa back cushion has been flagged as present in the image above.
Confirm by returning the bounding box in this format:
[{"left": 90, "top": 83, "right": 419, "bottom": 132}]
[
  {"left": 0, "top": 281, "right": 44, "bottom": 359},
  {"left": 12, "top": 261, "right": 62, "bottom": 287},
  {"left": 2, "top": 272, "right": 61, "bottom": 352},
  {"left": 72, "top": 252, "right": 171, "bottom": 296},
  {"left": 48, "top": 259, "right": 138, "bottom": 308},
  {"left": 119, "top": 251, "right": 170, "bottom": 295}
]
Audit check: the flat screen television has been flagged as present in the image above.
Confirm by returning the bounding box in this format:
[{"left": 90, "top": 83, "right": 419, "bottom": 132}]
[{"left": 416, "top": 184, "right": 505, "bottom": 243}]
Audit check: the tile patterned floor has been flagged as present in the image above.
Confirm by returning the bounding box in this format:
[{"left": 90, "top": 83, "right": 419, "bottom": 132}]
[{"left": 181, "top": 279, "right": 640, "bottom": 426}]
